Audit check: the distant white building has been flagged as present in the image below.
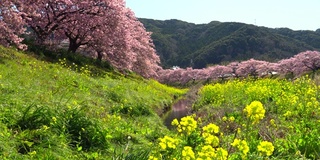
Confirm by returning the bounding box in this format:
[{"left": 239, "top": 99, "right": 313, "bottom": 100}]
[
  {"left": 261, "top": 71, "right": 278, "bottom": 76},
  {"left": 172, "top": 66, "right": 180, "bottom": 70}
]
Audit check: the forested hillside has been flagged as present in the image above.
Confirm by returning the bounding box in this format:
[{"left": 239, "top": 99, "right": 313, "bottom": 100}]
[{"left": 140, "top": 18, "right": 320, "bottom": 69}]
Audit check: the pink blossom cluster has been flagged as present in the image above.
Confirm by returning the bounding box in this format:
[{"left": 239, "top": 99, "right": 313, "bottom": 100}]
[
  {"left": 0, "top": 0, "right": 27, "bottom": 50},
  {"left": 1, "top": 0, "right": 160, "bottom": 78},
  {"left": 157, "top": 51, "right": 320, "bottom": 84}
]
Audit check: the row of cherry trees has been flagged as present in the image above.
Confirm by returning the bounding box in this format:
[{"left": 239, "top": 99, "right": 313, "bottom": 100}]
[
  {"left": 0, "top": 0, "right": 161, "bottom": 78},
  {"left": 157, "top": 51, "right": 320, "bottom": 84}
]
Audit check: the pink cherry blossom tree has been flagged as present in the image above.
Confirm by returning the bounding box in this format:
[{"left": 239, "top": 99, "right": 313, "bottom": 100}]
[
  {"left": 235, "top": 59, "right": 267, "bottom": 78},
  {"left": 293, "top": 51, "right": 320, "bottom": 75},
  {"left": 157, "top": 68, "right": 183, "bottom": 84},
  {"left": 227, "top": 61, "right": 240, "bottom": 78},
  {"left": 86, "top": 7, "right": 161, "bottom": 78},
  {"left": 207, "top": 65, "right": 233, "bottom": 80},
  {"left": 63, "top": 0, "right": 125, "bottom": 53},
  {"left": 256, "top": 62, "right": 280, "bottom": 77},
  {"left": 0, "top": 0, "right": 26, "bottom": 49},
  {"left": 157, "top": 65, "right": 234, "bottom": 84},
  {"left": 11, "top": 0, "right": 161, "bottom": 78},
  {"left": 193, "top": 69, "right": 210, "bottom": 81},
  {"left": 16, "top": 0, "right": 75, "bottom": 43},
  {"left": 127, "top": 8, "right": 161, "bottom": 78},
  {"left": 278, "top": 57, "right": 300, "bottom": 78}
]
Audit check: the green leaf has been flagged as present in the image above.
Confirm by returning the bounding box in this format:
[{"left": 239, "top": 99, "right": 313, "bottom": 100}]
[{"left": 23, "top": 140, "right": 34, "bottom": 147}]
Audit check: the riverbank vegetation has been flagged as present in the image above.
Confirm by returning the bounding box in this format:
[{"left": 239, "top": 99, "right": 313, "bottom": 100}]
[
  {"left": 151, "top": 77, "right": 320, "bottom": 159},
  {"left": 1, "top": 45, "right": 320, "bottom": 159},
  {"left": 0, "top": 46, "right": 187, "bottom": 159}
]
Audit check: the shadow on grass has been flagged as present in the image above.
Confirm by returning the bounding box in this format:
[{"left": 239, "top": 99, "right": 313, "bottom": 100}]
[{"left": 23, "top": 41, "right": 115, "bottom": 78}]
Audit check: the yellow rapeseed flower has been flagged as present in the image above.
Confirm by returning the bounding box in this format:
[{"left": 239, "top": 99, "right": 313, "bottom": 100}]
[
  {"left": 52, "top": 117, "right": 57, "bottom": 124},
  {"left": 229, "top": 116, "right": 235, "bottom": 122},
  {"left": 203, "top": 123, "right": 219, "bottom": 134},
  {"left": 243, "top": 101, "right": 265, "bottom": 124},
  {"left": 257, "top": 141, "right": 274, "bottom": 156},
  {"left": 197, "top": 145, "right": 216, "bottom": 159},
  {"left": 28, "top": 151, "right": 37, "bottom": 157},
  {"left": 270, "top": 119, "right": 276, "bottom": 127},
  {"left": 148, "top": 155, "right": 158, "bottom": 160},
  {"left": 283, "top": 111, "right": 292, "bottom": 118},
  {"left": 176, "top": 116, "right": 198, "bottom": 135},
  {"left": 202, "top": 133, "right": 219, "bottom": 147},
  {"left": 172, "top": 119, "right": 179, "bottom": 126},
  {"left": 42, "top": 125, "right": 49, "bottom": 131},
  {"left": 215, "top": 148, "right": 228, "bottom": 160},
  {"left": 231, "top": 139, "right": 249, "bottom": 158},
  {"left": 222, "top": 116, "right": 227, "bottom": 121},
  {"left": 237, "top": 128, "right": 241, "bottom": 134},
  {"left": 182, "top": 146, "right": 195, "bottom": 160},
  {"left": 231, "top": 138, "right": 240, "bottom": 146},
  {"left": 159, "top": 136, "right": 179, "bottom": 150}
]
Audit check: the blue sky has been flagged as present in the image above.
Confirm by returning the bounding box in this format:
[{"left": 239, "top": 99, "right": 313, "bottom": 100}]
[{"left": 125, "top": 0, "right": 320, "bottom": 31}]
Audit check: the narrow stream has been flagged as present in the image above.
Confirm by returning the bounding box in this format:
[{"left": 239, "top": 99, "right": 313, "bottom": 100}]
[
  {"left": 163, "top": 84, "right": 202, "bottom": 129},
  {"left": 163, "top": 99, "right": 191, "bottom": 129}
]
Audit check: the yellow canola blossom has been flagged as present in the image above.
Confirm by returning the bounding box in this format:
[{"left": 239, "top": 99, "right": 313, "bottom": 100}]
[
  {"left": 269, "top": 119, "right": 276, "bottom": 127},
  {"left": 222, "top": 116, "right": 227, "bottom": 121},
  {"left": 229, "top": 116, "right": 235, "bottom": 122},
  {"left": 203, "top": 123, "right": 219, "bottom": 134},
  {"left": 231, "top": 139, "right": 250, "bottom": 158},
  {"left": 172, "top": 118, "right": 179, "bottom": 126},
  {"left": 159, "top": 136, "right": 179, "bottom": 150},
  {"left": 243, "top": 101, "right": 265, "bottom": 124},
  {"left": 257, "top": 141, "right": 274, "bottom": 156},
  {"left": 148, "top": 155, "right": 159, "bottom": 160},
  {"left": 197, "top": 145, "right": 216, "bottom": 160},
  {"left": 215, "top": 148, "right": 228, "bottom": 160},
  {"left": 283, "top": 111, "right": 292, "bottom": 118},
  {"left": 172, "top": 115, "right": 197, "bottom": 135},
  {"left": 202, "top": 133, "right": 219, "bottom": 147},
  {"left": 52, "top": 116, "right": 57, "bottom": 124},
  {"left": 182, "top": 146, "right": 195, "bottom": 160}
]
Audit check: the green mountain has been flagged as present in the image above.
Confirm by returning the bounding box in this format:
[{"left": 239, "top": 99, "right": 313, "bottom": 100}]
[{"left": 139, "top": 18, "right": 320, "bottom": 69}]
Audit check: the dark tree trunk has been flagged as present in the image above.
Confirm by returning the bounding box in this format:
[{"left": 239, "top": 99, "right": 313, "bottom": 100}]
[
  {"left": 68, "top": 38, "right": 81, "bottom": 53},
  {"left": 97, "top": 52, "right": 103, "bottom": 61}
]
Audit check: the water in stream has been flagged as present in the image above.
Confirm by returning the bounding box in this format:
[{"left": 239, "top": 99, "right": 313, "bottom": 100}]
[
  {"left": 163, "top": 99, "right": 191, "bottom": 129},
  {"left": 163, "top": 84, "right": 202, "bottom": 129}
]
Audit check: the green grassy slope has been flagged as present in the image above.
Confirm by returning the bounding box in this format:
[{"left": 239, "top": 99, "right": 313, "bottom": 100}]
[{"left": 0, "top": 46, "right": 187, "bottom": 159}]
